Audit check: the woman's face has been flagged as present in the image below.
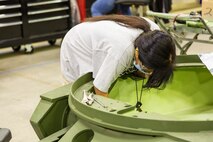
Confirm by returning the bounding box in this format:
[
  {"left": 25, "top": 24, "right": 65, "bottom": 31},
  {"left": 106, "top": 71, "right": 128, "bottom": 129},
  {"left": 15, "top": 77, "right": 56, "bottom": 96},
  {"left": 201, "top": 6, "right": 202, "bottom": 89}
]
[
  {"left": 134, "top": 60, "right": 153, "bottom": 78},
  {"left": 134, "top": 47, "right": 153, "bottom": 78},
  {"left": 139, "top": 61, "right": 153, "bottom": 74}
]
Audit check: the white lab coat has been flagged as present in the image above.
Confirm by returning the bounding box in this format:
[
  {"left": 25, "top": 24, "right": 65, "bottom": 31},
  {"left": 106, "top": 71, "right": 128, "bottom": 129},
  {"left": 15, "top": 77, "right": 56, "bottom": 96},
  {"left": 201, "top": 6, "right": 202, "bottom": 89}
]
[{"left": 60, "top": 18, "right": 159, "bottom": 92}]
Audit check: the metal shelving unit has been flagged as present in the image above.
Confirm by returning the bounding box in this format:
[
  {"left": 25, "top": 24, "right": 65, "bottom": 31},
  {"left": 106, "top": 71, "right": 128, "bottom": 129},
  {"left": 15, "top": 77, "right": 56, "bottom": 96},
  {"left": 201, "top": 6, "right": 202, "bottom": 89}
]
[
  {"left": 0, "top": 0, "right": 22, "bottom": 49},
  {"left": 0, "top": 0, "right": 71, "bottom": 53}
]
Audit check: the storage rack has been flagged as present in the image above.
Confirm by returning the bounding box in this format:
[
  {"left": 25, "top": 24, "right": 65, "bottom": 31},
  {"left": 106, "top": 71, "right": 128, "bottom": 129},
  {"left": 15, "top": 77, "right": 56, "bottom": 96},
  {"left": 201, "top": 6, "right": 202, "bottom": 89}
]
[{"left": 0, "top": 0, "right": 71, "bottom": 53}]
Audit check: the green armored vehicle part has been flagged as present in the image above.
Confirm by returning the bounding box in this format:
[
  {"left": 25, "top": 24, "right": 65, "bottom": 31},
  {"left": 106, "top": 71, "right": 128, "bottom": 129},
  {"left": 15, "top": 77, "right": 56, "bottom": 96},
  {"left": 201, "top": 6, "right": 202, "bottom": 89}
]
[{"left": 30, "top": 55, "right": 213, "bottom": 142}]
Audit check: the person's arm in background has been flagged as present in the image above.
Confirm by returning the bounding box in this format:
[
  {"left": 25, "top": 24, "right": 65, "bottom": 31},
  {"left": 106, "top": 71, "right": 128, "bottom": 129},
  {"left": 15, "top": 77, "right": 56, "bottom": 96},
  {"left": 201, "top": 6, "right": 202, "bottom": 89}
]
[{"left": 91, "top": 0, "right": 115, "bottom": 16}]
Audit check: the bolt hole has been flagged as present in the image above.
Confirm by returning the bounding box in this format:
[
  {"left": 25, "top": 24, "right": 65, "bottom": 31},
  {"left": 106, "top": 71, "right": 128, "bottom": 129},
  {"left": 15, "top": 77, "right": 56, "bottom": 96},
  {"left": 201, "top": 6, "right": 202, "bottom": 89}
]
[{"left": 109, "top": 109, "right": 116, "bottom": 112}]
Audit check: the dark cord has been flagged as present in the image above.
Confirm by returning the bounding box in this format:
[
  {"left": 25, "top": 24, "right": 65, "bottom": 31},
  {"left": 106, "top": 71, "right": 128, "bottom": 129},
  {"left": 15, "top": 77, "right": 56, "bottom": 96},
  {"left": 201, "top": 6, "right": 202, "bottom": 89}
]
[{"left": 135, "top": 79, "right": 144, "bottom": 112}]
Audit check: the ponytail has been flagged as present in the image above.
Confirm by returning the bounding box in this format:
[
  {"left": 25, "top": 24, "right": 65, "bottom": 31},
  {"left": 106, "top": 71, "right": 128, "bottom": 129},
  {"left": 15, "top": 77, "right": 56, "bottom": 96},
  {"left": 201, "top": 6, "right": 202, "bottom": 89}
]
[{"left": 86, "top": 14, "right": 151, "bottom": 32}]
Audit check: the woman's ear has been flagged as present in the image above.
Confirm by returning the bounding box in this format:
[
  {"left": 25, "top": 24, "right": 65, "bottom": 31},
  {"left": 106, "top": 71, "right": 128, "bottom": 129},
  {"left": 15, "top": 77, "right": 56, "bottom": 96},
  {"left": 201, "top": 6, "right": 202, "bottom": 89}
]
[{"left": 135, "top": 48, "right": 139, "bottom": 64}]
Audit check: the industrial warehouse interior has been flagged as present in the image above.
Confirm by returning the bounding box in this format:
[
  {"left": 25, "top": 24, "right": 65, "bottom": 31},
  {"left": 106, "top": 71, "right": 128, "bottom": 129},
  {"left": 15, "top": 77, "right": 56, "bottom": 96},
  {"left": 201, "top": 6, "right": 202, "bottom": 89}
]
[{"left": 1, "top": 0, "right": 213, "bottom": 142}]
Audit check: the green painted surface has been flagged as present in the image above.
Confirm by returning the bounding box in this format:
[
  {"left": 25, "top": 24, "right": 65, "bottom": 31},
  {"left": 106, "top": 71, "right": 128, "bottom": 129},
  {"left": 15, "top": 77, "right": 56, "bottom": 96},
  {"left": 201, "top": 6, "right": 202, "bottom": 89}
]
[
  {"left": 109, "top": 67, "right": 213, "bottom": 120},
  {"left": 39, "top": 127, "right": 70, "bottom": 142},
  {"left": 58, "top": 120, "right": 179, "bottom": 142},
  {"left": 31, "top": 55, "right": 213, "bottom": 142},
  {"left": 68, "top": 63, "right": 213, "bottom": 141},
  {"left": 40, "top": 83, "right": 72, "bottom": 102},
  {"left": 30, "top": 83, "right": 74, "bottom": 139}
]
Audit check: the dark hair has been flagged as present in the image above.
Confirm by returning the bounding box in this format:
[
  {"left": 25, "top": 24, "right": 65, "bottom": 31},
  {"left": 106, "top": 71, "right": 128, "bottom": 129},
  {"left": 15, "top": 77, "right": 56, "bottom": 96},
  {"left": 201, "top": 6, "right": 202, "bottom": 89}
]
[
  {"left": 135, "top": 30, "right": 176, "bottom": 89},
  {"left": 86, "top": 15, "right": 176, "bottom": 89},
  {"left": 86, "top": 14, "right": 151, "bottom": 32}
]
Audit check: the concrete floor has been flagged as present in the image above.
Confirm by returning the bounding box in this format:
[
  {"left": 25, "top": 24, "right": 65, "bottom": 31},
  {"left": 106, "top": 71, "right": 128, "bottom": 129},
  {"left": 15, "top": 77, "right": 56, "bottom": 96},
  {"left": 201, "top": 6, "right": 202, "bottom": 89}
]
[
  {"left": 0, "top": 34, "right": 213, "bottom": 142},
  {"left": 0, "top": 40, "right": 64, "bottom": 142}
]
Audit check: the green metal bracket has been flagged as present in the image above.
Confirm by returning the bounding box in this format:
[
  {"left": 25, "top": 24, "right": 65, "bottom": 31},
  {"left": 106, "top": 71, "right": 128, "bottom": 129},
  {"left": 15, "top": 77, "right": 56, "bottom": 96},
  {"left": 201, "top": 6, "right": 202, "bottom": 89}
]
[{"left": 30, "top": 83, "right": 76, "bottom": 139}]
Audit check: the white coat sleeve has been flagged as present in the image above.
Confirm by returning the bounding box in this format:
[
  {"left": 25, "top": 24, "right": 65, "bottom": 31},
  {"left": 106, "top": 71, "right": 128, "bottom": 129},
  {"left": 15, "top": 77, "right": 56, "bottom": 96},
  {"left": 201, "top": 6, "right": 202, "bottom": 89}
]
[{"left": 93, "top": 53, "right": 125, "bottom": 93}]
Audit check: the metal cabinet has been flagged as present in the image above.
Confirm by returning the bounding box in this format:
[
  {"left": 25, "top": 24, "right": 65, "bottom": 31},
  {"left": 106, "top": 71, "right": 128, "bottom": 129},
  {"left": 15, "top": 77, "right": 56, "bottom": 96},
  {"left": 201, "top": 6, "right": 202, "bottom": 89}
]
[
  {"left": 0, "top": 0, "right": 23, "bottom": 47},
  {"left": 0, "top": 0, "right": 71, "bottom": 52}
]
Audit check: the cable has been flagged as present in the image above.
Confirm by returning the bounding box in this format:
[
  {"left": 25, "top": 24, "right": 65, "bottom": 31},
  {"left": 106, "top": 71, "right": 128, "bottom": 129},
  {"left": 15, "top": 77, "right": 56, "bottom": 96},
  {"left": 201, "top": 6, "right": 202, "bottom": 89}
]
[{"left": 135, "top": 79, "right": 144, "bottom": 112}]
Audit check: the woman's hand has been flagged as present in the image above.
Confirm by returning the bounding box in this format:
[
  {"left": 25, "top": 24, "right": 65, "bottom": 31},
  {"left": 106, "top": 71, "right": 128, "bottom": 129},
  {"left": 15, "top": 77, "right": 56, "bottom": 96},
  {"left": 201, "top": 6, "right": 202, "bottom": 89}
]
[{"left": 94, "top": 86, "right": 108, "bottom": 97}]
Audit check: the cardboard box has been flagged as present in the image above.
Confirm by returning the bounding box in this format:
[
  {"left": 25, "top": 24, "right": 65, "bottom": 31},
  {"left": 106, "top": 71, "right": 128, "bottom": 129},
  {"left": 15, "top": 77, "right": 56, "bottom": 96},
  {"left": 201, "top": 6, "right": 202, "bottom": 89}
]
[{"left": 202, "top": 0, "right": 213, "bottom": 21}]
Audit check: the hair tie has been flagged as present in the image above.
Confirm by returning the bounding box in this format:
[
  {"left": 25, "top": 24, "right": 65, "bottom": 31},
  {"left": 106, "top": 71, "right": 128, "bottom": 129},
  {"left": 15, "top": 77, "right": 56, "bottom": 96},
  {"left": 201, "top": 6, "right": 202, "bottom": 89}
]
[{"left": 169, "top": 54, "right": 172, "bottom": 63}]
